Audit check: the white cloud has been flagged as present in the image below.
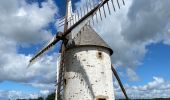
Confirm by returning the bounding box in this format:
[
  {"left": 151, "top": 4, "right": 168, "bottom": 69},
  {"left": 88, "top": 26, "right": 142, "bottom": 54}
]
[
  {"left": 7, "top": 90, "right": 38, "bottom": 100},
  {"left": 113, "top": 77, "right": 170, "bottom": 99},
  {"left": 0, "top": 0, "right": 58, "bottom": 97},
  {"left": 0, "top": 0, "right": 57, "bottom": 44},
  {"left": 25, "top": 82, "right": 55, "bottom": 91},
  {"left": 40, "top": 90, "right": 50, "bottom": 96},
  {"left": 126, "top": 68, "right": 139, "bottom": 81},
  {"left": 0, "top": 0, "right": 62, "bottom": 98},
  {"left": 0, "top": 90, "right": 49, "bottom": 100}
]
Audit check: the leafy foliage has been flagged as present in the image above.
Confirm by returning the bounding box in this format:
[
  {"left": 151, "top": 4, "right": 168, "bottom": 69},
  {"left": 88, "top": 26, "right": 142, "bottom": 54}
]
[
  {"left": 45, "top": 92, "right": 55, "bottom": 100},
  {"left": 37, "top": 97, "right": 44, "bottom": 100}
]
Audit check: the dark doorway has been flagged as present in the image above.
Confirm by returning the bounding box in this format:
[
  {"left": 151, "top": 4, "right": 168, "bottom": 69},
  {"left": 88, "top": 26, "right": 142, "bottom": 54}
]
[{"left": 98, "top": 98, "right": 106, "bottom": 100}]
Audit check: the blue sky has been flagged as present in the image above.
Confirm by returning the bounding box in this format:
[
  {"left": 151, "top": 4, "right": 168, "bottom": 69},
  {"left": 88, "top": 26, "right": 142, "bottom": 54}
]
[
  {"left": 122, "top": 43, "right": 170, "bottom": 86},
  {"left": 0, "top": 0, "right": 170, "bottom": 99},
  {"left": 138, "top": 43, "right": 170, "bottom": 81},
  {"left": 0, "top": 81, "right": 39, "bottom": 93}
]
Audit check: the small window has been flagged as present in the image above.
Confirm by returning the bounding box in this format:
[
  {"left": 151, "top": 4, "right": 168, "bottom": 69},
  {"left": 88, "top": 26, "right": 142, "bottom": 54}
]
[{"left": 97, "top": 51, "right": 103, "bottom": 59}]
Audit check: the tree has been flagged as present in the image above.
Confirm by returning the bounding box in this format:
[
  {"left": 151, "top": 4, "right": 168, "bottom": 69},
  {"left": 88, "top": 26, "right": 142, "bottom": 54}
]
[
  {"left": 37, "top": 97, "right": 44, "bottom": 100},
  {"left": 46, "top": 92, "right": 55, "bottom": 100}
]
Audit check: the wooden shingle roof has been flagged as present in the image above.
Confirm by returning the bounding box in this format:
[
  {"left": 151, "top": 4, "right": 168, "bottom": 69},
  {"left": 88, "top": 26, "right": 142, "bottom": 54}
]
[{"left": 66, "top": 25, "right": 113, "bottom": 55}]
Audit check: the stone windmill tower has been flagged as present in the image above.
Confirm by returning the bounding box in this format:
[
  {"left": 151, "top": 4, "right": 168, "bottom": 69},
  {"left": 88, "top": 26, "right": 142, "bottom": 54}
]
[{"left": 28, "top": 0, "right": 128, "bottom": 100}]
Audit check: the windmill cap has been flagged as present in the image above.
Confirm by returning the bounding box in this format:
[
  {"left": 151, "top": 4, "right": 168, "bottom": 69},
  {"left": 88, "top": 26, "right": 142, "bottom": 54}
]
[{"left": 66, "top": 25, "right": 113, "bottom": 55}]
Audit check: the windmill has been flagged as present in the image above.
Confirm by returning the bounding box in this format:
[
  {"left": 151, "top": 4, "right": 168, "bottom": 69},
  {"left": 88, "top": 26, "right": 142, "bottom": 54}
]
[{"left": 28, "top": 0, "right": 129, "bottom": 100}]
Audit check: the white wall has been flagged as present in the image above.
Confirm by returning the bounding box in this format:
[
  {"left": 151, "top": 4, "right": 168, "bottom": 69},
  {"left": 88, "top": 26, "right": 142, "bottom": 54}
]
[{"left": 64, "top": 46, "right": 115, "bottom": 100}]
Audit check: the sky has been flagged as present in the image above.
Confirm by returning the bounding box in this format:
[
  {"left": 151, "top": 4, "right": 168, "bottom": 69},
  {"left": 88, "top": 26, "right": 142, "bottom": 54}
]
[{"left": 0, "top": 0, "right": 170, "bottom": 99}]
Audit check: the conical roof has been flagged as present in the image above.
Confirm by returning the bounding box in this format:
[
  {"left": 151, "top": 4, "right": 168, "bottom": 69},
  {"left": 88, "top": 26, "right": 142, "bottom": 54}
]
[{"left": 66, "top": 25, "right": 113, "bottom": 55}]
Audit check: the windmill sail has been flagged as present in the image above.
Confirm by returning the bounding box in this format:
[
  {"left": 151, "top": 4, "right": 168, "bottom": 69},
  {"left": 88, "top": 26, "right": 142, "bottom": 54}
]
[
  {"left": 29, "top": 33, "right": 62, "bottom": 65},
  {"left": 29, "top": 0, "right": 125, "bottom": 66},
  {"left": 65, "top": 0, "right": 125, "bottom": 40},
  {"left": 57, "top": 0, "right": 125, "bottom": 32},
  {"left": 56, "top": 54, "right": 61, "bottom": 83}
]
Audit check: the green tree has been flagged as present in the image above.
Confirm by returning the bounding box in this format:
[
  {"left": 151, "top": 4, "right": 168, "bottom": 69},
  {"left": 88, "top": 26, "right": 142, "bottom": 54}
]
[
  {"left": 46, "top": 92, "right": 55, "bottom": 100},
  {"left": 37, "top": 97, "right": 44, "bottom": 100}
]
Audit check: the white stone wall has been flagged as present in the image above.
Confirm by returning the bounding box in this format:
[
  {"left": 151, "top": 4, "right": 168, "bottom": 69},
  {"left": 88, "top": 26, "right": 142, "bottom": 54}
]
[{"left": 64, "top": 46, "right": 115, "bottom": 100}]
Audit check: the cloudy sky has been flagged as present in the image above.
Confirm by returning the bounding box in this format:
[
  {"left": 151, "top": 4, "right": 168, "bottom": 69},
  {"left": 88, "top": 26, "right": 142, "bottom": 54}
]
[{"left": 0, "top": 0, "right": 170, "bottom": 99}]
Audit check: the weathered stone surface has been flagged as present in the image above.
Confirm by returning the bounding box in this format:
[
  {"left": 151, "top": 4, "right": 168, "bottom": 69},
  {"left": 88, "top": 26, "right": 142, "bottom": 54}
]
[{"left": 64, "top": 46, "right": 115, "bottom": 100}]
